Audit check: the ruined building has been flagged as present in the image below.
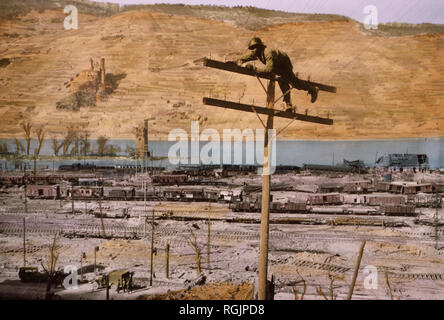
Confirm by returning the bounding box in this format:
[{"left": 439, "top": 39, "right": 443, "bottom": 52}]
[
  {"left": 376, "top": 154, "right": 429, "bottom": 169},
  {"left": 56, "top": 58, "right": 107, "bottom": 111},
  {"left": 135, "top": 120, "right": 150, "bottom": 158}
]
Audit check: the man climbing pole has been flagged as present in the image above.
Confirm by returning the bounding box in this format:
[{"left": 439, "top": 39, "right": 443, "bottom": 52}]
[{"left": 235, "top": 37, "right": 319, "bottom": 112}]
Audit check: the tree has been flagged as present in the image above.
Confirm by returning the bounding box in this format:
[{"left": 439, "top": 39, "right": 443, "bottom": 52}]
[
  {"left": 62, "top": 127, "right": 76, "bottom": 156},
  {"left": 33, "top": 126, "right": 45, "bottom": 178},
  {"left": 185, "top": 228, "right": 202, "bottom": 275},
  {"left": 41, "top": 233, "right": 61, "bottom": 300},
  {"left": 79, "top": 132, "right": 90, "bottom": 156},
  {"left": 71, "top": 133, "right": 80, "bottom": 156},
  {"left": 97, "top": 136, "right": 108, "bottom": 156},
  {"left": 22, "top": 121, "right": 32, "bottom": 156},
  {"left": 125, "top": 145, "right": 135, "bottom": 156},
  {"left": 14, "top": 138, "right": 25, "bottom": 154},
  {"left": 104, "top": 144, "right": 120, "bottom": 156},
  {"left": 34, "top": 126, "right": 46, "bottom": 157},
  {"left": 51, "top": 138, "right": 63, "bottom": 156}
]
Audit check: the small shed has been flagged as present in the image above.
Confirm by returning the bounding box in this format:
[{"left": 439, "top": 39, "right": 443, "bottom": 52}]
[
  {"left": 308, "top": 193, "right": 342, "bottom": 205},
  {"left": 343, "top": 181, "right": 371, "bottom": 193},
  {"left": 365, "top": 194, "right": 406, "bottom": 206},
  {"left": 26, "top": 185, "right": 59, "bottom": 199},
  {"left": 317, "top": 183, "right": 344, "bottom": 193}
]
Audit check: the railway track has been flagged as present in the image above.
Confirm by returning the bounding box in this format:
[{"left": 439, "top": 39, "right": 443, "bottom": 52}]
[
  {"left": 0, "top": 244, "right": 70, "bottom": 254},
  {"left": 1, "top": 214, "right": 442, "bottom": 247},
  {"left": 388, "top": 272, "right": 444, "bottom": 281},
  {"left": 0, "top": 223, "right": 440, "bottom": 245},
  {"left": 273, "top": 260, "right": 350, "bottom": 275}
]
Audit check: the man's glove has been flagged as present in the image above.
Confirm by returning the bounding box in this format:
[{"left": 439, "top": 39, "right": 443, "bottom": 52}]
[{"left": 245, "top": 64, "right": 256, "bottom": 72}]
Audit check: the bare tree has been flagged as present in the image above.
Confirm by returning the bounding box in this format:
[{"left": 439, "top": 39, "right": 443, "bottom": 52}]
[
  {"left": 104, "top": 144, "right": 120, "bottom": 156},
  {"left": 41, "top": 233, "right": 61, "bottom": 299},
  {"left": 97, "top": 136, "right": 108, "bottom": 156},
  {"left": 292, "top": 271, "right": 307, "bottom": 300},
  {"left": 62, "top": 127, "right": 76, "bottom": 156},
  {"left": 185, "top": 228, "right": 202, "bottom": 275},
  {"left": 71, "top": 132, "right": 80, "bottom": 156},
  {"left": 14, "top": 138, "right": 25, "bottom": 154},
  {"left": 79, "top": 132, "right": 91, "bottom": 156},
  {"left": 125, "top": 145, "right": 135, "bottom": 156},
  {"left": 51, "top": 138, "right": 63, "bottom": 156},
  {"left": 32, "top": 126, "right": 45, "bottom": 178},
  {"left": 34, "top": 126, "right": 46, "bottom": 157},
  {"left": 22, "top": 121, "right": 32, "bottom": 156},
  {"left": 316, "top": 273, "right": 344, "bottom": 300}
]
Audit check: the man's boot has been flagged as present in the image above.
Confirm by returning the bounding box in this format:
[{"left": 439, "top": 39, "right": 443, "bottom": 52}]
[
  {"left": 285, "top": 103, "right": 294, "bottom": 113},
  {"left": 309, "top": 85, "right": 319, "bottom": 103}
]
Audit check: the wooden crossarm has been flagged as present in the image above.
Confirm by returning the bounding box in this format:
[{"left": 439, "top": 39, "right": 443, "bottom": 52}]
[
  {"left": 203, "top": 58, "right": 276, "bottom": 80},
  {"left": 203, "top": 97, "right": 333, "bottom": 125},
  {"left": 202, "top": 58, "right": 337, "bottom": 93}
]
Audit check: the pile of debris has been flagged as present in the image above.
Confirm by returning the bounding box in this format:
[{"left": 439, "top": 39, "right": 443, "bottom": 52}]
[{"left": 140, "top": 282, "right": 254, "bottom": 300}]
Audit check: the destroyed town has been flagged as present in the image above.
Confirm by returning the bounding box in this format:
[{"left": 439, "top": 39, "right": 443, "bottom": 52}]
[{"left": 0, "top": 0, "right": 443, "bottom": 302}]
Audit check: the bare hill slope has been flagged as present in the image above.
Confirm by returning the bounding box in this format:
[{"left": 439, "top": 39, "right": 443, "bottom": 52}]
[{"left": 0, "top": 8, "right": 443, "bottom": 140}]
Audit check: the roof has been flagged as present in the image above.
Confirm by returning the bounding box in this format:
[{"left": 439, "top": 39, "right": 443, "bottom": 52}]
[
  {"left": 310, "top": 193, "right": 341, "bottom": 196},
  {"left": 318, "top": 183, "right": 344, "bottom": 188},
  {"left": 390, "top": 182, "right": 431, "bottom": 186}
]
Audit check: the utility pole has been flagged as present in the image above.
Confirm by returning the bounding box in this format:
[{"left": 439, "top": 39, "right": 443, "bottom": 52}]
[
  {"left": 166, "top": 243, "right": 170, "bottom": 279},
  {"left": 23, "top": 217, "right": 26, "bottom": 267},
  {"left": 105, "top": 275, "right": 110, "bottom": 300},
  {"left": 94, "top": 246, "right": 99, "bottom": 275},
  {"left": 71, "top": 188, "right": 74, "bottom": 214},
  {"left": 201, "top": 58, "right": 335, "bottom": 300},
  {"left": 144, "top": 119, "right": 148, "bottom": 175},
  {"left": 150, "top": 209, "right": 155, "bottom": 286},
  {"left": 99, "top": 197, "right": 106, "bottom": 238},
  {"left": 258, "top": 79, "right": 275, "bottom": 300},
  {"left": 24, "top": 183, "right": 28, "bottom": 213},
  {"left": 144, "top": 179, "right": 147, "bottom": 218},
  {"left": 347, "top": 240, "right": 366, "bottom": 300},
  {"left": 207, "top": 211, "right": 211, "bottom": 270},
  {"left": 434, "top": 191, "right": 441, "bottom": 250},
  {"left": 33, "top": 154, "right": 37, "bottom": 181},
  {"left": 80, "top": 253, "right": 84, "bottom": 281}
]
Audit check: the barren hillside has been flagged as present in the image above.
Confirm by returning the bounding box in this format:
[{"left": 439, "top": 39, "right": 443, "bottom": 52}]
[{"left": 0, "top": 7, "right": 443, "bottom": 140}]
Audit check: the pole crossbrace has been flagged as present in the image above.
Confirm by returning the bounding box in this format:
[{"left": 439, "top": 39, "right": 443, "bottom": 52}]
[
  {"left": 276, "top": 118, "right": 297, "bottom": 137},
  {"left": 274, "top": 87, "right": 294, "bottom": 104},
  {"left": 251, "top": 106, "right": 267, "bottom": 129},
  {"left": 203, "top": 97, "right": 333, "bottom": 125},
  {"left": 256, "top": 76, "right": 268, "bottom": 95}
]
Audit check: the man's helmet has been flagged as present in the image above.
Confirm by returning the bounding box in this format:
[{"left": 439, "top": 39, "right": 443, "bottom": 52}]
[{"left": 248, "top": 37, "right": 265, "bottom": 49}]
